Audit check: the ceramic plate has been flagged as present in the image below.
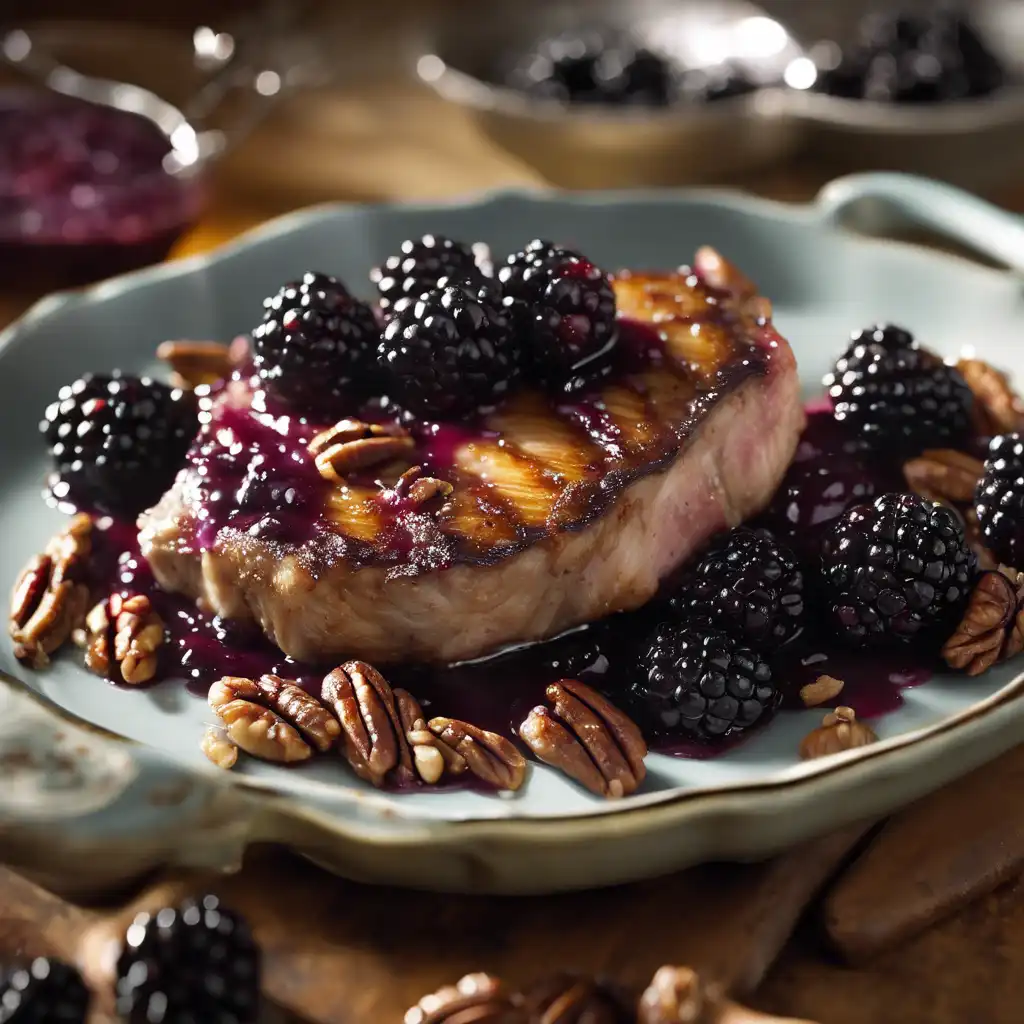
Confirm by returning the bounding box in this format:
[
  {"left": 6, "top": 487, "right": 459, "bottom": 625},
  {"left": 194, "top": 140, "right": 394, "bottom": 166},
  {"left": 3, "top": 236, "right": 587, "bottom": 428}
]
[{"left": 3, "top": 173, "right": 1024, "bottom": 895}]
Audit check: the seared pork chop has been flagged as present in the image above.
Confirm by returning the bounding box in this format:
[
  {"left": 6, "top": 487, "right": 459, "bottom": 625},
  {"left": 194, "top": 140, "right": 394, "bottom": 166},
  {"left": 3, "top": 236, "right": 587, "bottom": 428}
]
[{"left": 139, "top": 248, "right": 804, "bottom": 664}]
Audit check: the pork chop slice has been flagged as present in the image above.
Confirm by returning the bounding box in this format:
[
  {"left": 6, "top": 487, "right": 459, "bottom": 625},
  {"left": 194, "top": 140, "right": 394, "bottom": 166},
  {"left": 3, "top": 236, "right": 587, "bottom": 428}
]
[{"left": 139, "top": 248, "right": 805, "bottom": 664}]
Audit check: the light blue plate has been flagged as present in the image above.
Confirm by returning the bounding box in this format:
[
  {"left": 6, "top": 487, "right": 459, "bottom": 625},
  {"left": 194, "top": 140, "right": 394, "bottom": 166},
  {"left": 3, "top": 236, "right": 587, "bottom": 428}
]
[{"left": 2, "top": 173, "right": 1024, "bottom": 895}]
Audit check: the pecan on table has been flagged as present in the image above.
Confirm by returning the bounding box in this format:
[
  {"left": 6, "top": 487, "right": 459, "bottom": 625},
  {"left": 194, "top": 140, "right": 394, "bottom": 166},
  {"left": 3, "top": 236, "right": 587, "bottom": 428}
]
[
  {"left": 521, "top": 972, "right": 628, "bottom": 1024},
  {"left": 799, "top": 707, "right": 877, "bottom": 761},
  {"left": 405, "top": 973, "right": 527, "bottom": 1024},
  {"left": 207, "top": 676, "right": 323, "bottom": 764},
  {"left": 77, "top": 593, "right": 165, "bottom": 685},
  {"left": 200, "top": 725, "right": 239, "bottom": 770},
  {"left": 308, "top": 418, "right": 415, "bottom": 484},
  {"left": 903, "top": 449, "right": 984, "bottom": 507},
  {"left": 518, "top": 679, "right": 647, "bottom": 799},
  {"left": 941, "top": 570, "right": 1019, "bottom": 676},
  {"left": 957, "top": 357, "right": 1024, "bottom": 436},
  {"left": 428, "top": 717, "right": 527, "bottom": 792},
  {"left": 9, "top": 514, "right": 92, "bottom": 669},
  {"left": 156, "top": 339, "right": 234, "bottom": 390},
  {"left": 394, "top": 687, "right": 467, "bottom": 785},
  {"left": 321, "top": 661, "right": 415, "bottom": 786}
]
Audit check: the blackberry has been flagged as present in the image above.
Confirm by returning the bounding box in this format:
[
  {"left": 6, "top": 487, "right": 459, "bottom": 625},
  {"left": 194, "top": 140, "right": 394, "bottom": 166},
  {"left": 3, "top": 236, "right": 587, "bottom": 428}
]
[
  {"left": 820, "top": 492, "right": 975, "bottom": 647},
  {"left": 668, "top": 528, "right": 804, "bottom": 649},
  {"left": 499, "top": 240, "right": 618, "bottom": 393},
  {"left": 371, "top": 235, "right": 482, "bottom": 315},
  {"left": 823, "top": 324, "right": 972, "bottom": 454},
  {"left": 632, "top": 621, "right": 778, "bottom": 741},
  {"left": 41, "top": 372, "right": 198, "bottom": 516},
  {"left": 377, "top": 282, "right": 518, "bottom": 417},
  {"left": 0, "top": 957, "right": 90, "bottom": 1023},
  {"left": 254, "top": 271, "right": 378, "bottom": 415},
  {"left": 974, "top": 433, "right": 1024, "bottom": 567},
  {"left": 115, "top": 894, "right": 261, "bottom": 1024}
]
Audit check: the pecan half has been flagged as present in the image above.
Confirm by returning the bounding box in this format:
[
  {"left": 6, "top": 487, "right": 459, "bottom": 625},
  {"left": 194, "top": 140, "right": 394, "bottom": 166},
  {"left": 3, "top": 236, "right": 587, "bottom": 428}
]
[
  {"left": 308, "top": 419, "right": 414, "bottom": 483},
  {"left": 521, "top": 973, "right": 626, "bottom": 1024},
  {"left": 321, "top": 661, "right": 414, "bottom": 786},
  {"left": 156, "top": 339, "right": 233, "bottom": 389},
  {"left": 208, "top": 677, "right": 313, "bottom": 763},
  {"left": 428, "top": 717, "right": 527, "bottom": 792},
  {"left": 405, "top": 974, "right": 526, "bottom": 1024},
  {"left": 941, "top": 570, "right": 1018, "bottom": 675},
  {"left": 903, "top": 449, "right": 983, "bottom": 506},
  {"left": 799, "top": 675, "right": 845, "bottom": 708},
  {"left": 200, "top": 725, "right": 239, "bottom": 770},
  {"left": 393, "top": 466, "right": 455, "bottom": 510},
  {"left": 957, "top": 357, "right": 1024, "bottom": 436},
  {"left": 799, "top": 707, "right": 877, "bottom": 760},
  {"left": 518, "top": 679, "right": 647, "bottom": 799},
  {"left": 998, "top": 565, "right": 1024, "bottom": 659},
  {"left": 394, "top": 688, "right": 466, "bottom": 785},
  {"left": 78, "top": 593, "right": 165, "bottom": 685},
  {"left": 9, "top": 516, "right": 92, "bottom": 668}
]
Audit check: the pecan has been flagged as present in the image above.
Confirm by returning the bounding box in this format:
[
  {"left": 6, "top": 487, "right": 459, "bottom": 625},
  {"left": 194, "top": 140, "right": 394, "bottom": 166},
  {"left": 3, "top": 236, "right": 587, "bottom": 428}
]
[
  {"left": 639, "top": 965, "right": 720, "bottom": 1024},
  {"left": 394, "top": 466, "right": 455, "bottom": 510},
  {"left": 156, "top": 339, "right": 233, "bottom": 389},
  {"left": 321, "top": 661, "right": 414, "bottom": 786},
  {"left": 428, "top": 717, "right": 527, "bottom": 792},
  {"left": 10, "top": 515, "right": 92, "bottom": 668},
  {"left": 998, "top": 565, "right": 1024, "bottom": 659},
  {"left": 208, "top": 677, "right": 313, "bottom": 763},
  {"left": 518, "top": 679, "right": 647, "bottom": 799},
  {"left": 252, "top": 674, "right": 340, "bottom": 752},
  {"left": 903, "top": 449, "right": 983, "bottom": 506},
  {"left": 395, "top": 688, "right": 465, "bottom": 785},
  {"left": 79, "top": 593, "right": 164, "bottom": 685},
  {"left": 941, "top": 570, "right": 1018, "bottom": 675},
  {"left": 957, "top": 358, "right": 1024, "bottom": 436},
  {"left": 405, "top": 973, "right": 526, "bottom": 1024},
  {"left": 799, "top": 675, "right": 845, "bottom": 708},
  {"left": 521, "top": 973, "right": 626, "bottom": 1024},
  {"left": 308, "top": 418, "right": 414, "bottom": 483},
  {"left": 200, "top": 725, "right": 239, "bottom": 770},
  {"left": 799, "top": 707, "right": 877, "bottom": 760}
]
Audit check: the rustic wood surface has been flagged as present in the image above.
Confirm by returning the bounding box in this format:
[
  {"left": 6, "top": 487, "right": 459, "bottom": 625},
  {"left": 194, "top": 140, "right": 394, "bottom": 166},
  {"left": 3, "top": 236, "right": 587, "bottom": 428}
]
[{"left": 3, "top": 5, "right": 1024, "bottom": 1019}]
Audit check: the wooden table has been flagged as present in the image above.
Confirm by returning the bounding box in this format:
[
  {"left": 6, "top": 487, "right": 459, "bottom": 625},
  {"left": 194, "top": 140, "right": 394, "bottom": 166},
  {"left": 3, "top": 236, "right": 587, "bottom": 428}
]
[{"left": 3, "top": 69, "right": 1024, "bottom": 1024}]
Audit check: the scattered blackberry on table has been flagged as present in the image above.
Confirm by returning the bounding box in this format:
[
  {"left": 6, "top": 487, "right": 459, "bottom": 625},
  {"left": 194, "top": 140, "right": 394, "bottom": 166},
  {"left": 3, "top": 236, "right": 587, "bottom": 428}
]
[
  {"left": 0, "top": 957, "right": 90, "bottom": 1023},
  {"left": 377, "top": 281, "right": 518, "bottom": 417},
  {"left": 115, "top": 893, "right": 261, "bottom": 1024},
  {"left": 823, "top": 324, "right": 972, "bottom": 455},
  {"left": 820, "top": 492, "right": 975, "bottom": 647},
  {"left": 974, "top": 433, "right": 1024, "bottom": 567},
  {"left": 254, "top": 271, "right": 378, "bottom": 416},
  {"left": 668, "top": 527, "right": 804, "bottom": 649},
  {"left": 41, "top": 372, "right": 198, "bottom": 517},
  {"left": 371, "top": 235, "right": 483, "bottom": 315},
  {"left": 499, "top": 240, "right": 618, "bottom": 393},
  {"left": 632, "top": 621, "right": 778, "bottom": 741}
]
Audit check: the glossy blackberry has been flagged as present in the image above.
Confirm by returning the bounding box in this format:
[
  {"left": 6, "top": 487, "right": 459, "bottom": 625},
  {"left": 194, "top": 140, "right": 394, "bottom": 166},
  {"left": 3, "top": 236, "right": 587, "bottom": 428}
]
[
  {"left": 0, "top": 957, "right": 90, "bottom": 1023},
  {"left": 632, "top": 621, "right": 778, "bottom": 741},
  {"left": 820, "top": 492, "right": 975, "bottom": 647},
  {"left": 377, "top": 282, "right": 518, "bottom": 417},
  {"left": 115, "top": 894, "right": 261, "bottom": 1024},
  {"left": 254, "top": 271, "right": 378, "bottom": 415},
  {"left": 41, "top": 372, "right": 198, "bottom": 516},
  {"left": 371, "top": 235, "right": 482, "bottom": 314},
  {"left": 823, "top": 324, "right": 972, "bottom": 455},
  {"left": 975, "top": 433, "right": 1024, "bottom": 567},
  {"left": 499, "top": 241, "right": 618, "bottom": 393},
  {"left": 668, "top": 528, "right": 805, "bottom": 649}
]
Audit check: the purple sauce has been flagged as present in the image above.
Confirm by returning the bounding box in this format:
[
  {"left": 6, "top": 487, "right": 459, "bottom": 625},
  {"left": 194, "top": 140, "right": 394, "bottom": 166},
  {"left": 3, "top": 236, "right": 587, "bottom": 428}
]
[{"left": 0, "top": 90, "right": 204, "bottom": 284}]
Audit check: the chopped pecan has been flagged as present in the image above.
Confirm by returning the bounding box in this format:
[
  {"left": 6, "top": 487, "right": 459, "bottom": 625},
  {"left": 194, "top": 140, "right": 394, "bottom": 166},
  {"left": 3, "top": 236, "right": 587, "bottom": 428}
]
[
  {"left": 799, "top": 707, "right": 877, "bottom": 760},
  {"left": 200, "top": 725, "right": 239, "bottom": 770},
  {"left": 428, "top": 717, "right": 527, "bottom": 792},
  {"left": 308, "top": 418, "right": 414, "bottom": 483},
  {"left": 941, "top": 570, "right": 1018, "bottom": 675},
  {"left": 10, "top": 515, "right": 92, "bottom": 668},
  {"left": 156, "top": 339, "right": 233, "bottom": 389},
  {"left": 393, "top": 466, "right": 455, "bottom": 510},
  {"left": 394, "top": 688, "right": 465, "bottom": 785},
  {"left": 79, "top": 593, "right": 165, "bottom": 685},
  {"left": 903, "top": 449, "right": 983, "bottom": 506},
  {"left": 208, "top": 677, "right": 313, "bottom": 763},
  {"left": 957, "top": 358, "right": 1024, "bottom": 436},
  {"left": 321, "top": 661, "right": 414, "bottom": 786},
  {"left": 405, "top": 973, "right": 526, "bottom": 1024},
  {"left": 799, "top": 675, "right": 845, "bottom": 708},
  {"left": 521, "top": 973, "right": 626, "bottom": 1024},
  {"left": 518, "top": 679, "right": 647, "bottom": 799}
]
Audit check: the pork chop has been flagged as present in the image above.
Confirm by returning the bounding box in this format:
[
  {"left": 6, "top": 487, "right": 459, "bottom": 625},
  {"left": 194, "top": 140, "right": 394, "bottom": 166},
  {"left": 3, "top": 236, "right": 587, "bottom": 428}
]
[{"left": 139, "top": 247, "right": 805, "bottom": 664}]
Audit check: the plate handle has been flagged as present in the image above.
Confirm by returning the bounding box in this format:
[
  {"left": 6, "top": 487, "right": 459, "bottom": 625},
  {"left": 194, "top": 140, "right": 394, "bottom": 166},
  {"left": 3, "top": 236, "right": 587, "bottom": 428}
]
[{"left": 814, "top": 172, "right": 1024, "bottom": 274}]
